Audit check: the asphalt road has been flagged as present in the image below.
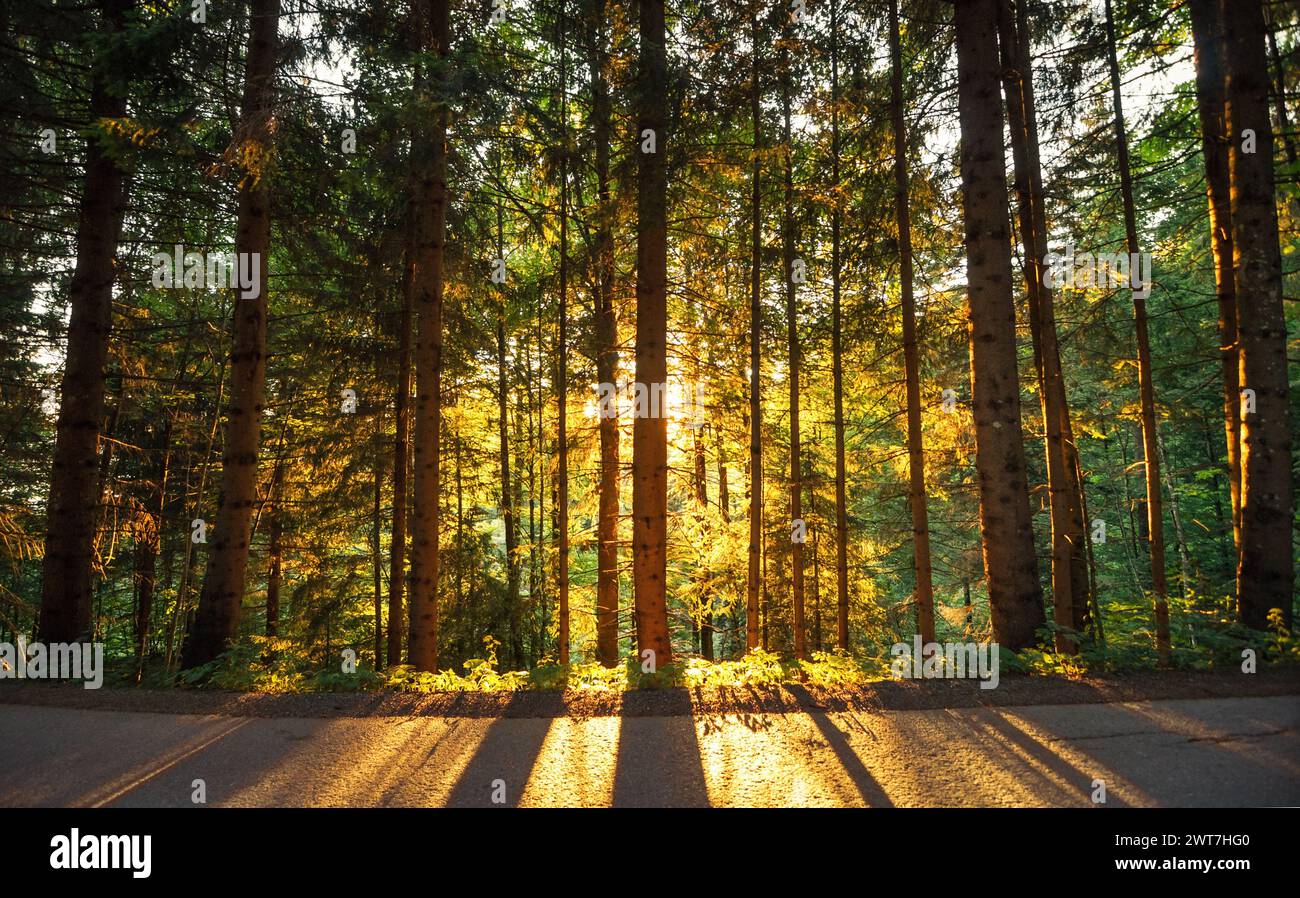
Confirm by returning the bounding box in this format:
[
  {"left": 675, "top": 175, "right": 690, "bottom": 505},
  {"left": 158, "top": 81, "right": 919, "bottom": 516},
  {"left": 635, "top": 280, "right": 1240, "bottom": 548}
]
[{"left": 1, "top": 696, "right": 1296, "bottom": 807}]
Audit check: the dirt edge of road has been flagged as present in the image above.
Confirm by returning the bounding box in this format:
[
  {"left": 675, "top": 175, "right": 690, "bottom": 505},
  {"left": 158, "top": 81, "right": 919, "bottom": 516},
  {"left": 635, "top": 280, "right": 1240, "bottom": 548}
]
[{"left": 1, "top": 668, "right": 1296, "bottom": 719}]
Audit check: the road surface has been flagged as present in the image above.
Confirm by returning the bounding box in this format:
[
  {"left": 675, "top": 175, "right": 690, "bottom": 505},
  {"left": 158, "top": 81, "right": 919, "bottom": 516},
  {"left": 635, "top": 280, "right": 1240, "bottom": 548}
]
[{"left": 1, "top": 696, "right": 1295, "bottom": 807}]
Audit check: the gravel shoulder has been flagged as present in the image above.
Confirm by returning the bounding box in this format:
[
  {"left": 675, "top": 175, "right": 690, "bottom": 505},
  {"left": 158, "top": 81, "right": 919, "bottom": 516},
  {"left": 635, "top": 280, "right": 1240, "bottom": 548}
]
[{"left": 1, "top": 667, "right": 1296, "bottom": 719}]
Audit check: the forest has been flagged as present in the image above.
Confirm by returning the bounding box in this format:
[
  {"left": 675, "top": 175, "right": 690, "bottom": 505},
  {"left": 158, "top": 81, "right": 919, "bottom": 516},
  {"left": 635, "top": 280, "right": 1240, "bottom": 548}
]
[{"left": 1, "top": 0, "right": 1297, "bottom": 692}]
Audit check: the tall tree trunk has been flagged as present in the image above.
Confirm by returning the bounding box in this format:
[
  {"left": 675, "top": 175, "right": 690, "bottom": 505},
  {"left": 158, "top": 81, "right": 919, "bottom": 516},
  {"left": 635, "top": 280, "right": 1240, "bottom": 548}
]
[
  {"left": 528, "top": 355, "right": 538, "bottom": 652},
  {"left": 182, "top": 0, "right": 280, "bottom": 668},
  {"left": 39, "top": 0, "right": 133, "bottom": 644},
  {"left": 693, "top": 393, "right": 711, "bottom": 660},
  {"left": 389, "top": 214, "right": 414, "bottom": 666},
  {"left": 1017, "top": 0, "right": 1091, "bottom": 641},
  {"left": 780, "top": 39, "right": 805, "bottom": 661},
  {"left": 631, "top": 0, "right": 672, "bottom": 667},
  {"left": 556, "top": 9, "right": 571, "bottom": 665},
  {"left": 512, "top": 373, "right": 527, "bottom": 666},
  {"left": 495, "top": 196, "right": 522, "bottom": 668},
  {"left": 891, "top": 0, "right": 937, "bottom": 647},
  {"left": 831, "top": 0, "right": 850, "bottom": 653},
  {"left": 538, "top": 313, "right": 549, "bottom": 662},
  {"left": 407, "top": 0, "right": 450, "bottom": 672},
  {"left": 497, "top": 288, "right": 519, "bottom": 666},
  {"left": 589, "top": 0, "right": 620, "bottom": 667},
  {"left": 133, "top": 422, "right": 168, "bottom": 678},
  {"left": 1190, "top": 0, "right": 1242, "bottom": 559},
  {"left": 716, "top": 414, "right": 730, "bottom": 657},
  {"left": 134, "top": 419, "right": 170, "bottom": 679},
  {"left": 746, "top": 6, "right": 763, "bottom": 653},
  {"left": 454, "top": 423, "right": 464, "bottom": 611},
  {"left": 998, "top": 0, "right": 1088, "bottom": 652},
  {"left": 1104, "top": 0, "right": 1170, "bottom": 663},
  {"left": 953, "top": 0, "right": 1045, "bottom": 651},
  {"left": 1222, "top": 0, "right": 1295, "bottom": 631}
]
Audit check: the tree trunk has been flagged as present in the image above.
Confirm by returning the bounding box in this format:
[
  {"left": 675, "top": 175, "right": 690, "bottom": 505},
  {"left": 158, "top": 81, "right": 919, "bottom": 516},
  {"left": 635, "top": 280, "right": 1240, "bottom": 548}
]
[
  {"left": 693, "top": 390, "right": 711, "bottom": 660},
  {"left": 998, "top": 0, "right": 1088, "bottom": 652},
  {"left": 39, "top": 0, "right": 133, "bottom": 644},
  {"left": 717, "top": 419, "right": 731, "bottom": 658},
  {"left": 389, "top": 212, "right": 414, "bottom": 667},
  {"left": 805, "top": 440, "right": 821, "bottom": 652},
  {"left": 1189, "top": 0, "right": 1242, "bottom": 559},
  {"left": 556, "top": 10, "right": 571, "bottom": 665},
  {"left": 182, "top": 0, "right": 280, "bottom": 668},
  {"left": 631, "top": 0, "right": 672, "bottom": 667},
  {"left": 134, "top": 419, "right": 169, "bottom": 680},
  {"left": 495, "top": 198, "right": 521, "bottom": 668},
  {"left": 1104, "top": 0, "right": 1170, "bottom": 663},
  {"left": 497, "top": 294, "right": 518, "bottom": 664},
  {"left": 589, "top": 0, "right": 620, "bottom": 668},
  {"left": 780, "top": 39, "right": 805, "bottom": 661},
  {"left": 891, "top": 0, "right": 937, "bottom": 647},
  {"left": 1222, "top": 0, "right": 1295, "bottom": 631},
  {"left": 746, "top": 7, "right": 764, "bottom": 653},
  {"left": 407, "top": 0, "right": 450, "bottom": 672},
  {"left": 1016, "top": 0, "right": 1091, "bottom": 640},
  {"left": 831, "top": 0, "right": 850, "bottom": 653},
  {"left": 953, "top": 0, "right": 1045, "bottom": 651},
  {"left": 512, "top": 371, "right": 527, "bottom": 666}
]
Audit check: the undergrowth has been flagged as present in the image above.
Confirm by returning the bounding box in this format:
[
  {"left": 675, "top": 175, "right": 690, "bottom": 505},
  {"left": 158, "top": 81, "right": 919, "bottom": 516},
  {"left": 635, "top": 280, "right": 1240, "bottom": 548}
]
[{"left": 104, "top": 594, "right": 1297, "bottom": 693}]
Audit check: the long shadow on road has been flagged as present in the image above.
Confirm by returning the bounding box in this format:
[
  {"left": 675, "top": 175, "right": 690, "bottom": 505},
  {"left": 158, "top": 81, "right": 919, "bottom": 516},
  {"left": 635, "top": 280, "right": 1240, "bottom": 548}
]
[
  {"left": 786, "top": 687, "right": 895, "bottom": 807},
  {"left": 444, "top": 693, "right": 552, "bottom": 808},
  {"left": 613, "top": 690, "right": 710, "bottom": 807}
]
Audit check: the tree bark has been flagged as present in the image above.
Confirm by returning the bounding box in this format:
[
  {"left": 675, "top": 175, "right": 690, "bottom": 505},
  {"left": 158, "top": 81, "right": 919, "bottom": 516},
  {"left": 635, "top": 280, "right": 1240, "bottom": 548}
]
[
  {"left": 556, "top": 9, "right": 571, "bottom": 665},
  {"left": 1189, "top": 0, "right": 1242, "bottom": 560},
  {"left": 891, "top": 0, "right": 937, "bottom": 647},
  {"left": 588, "top": 0, "right": 621, "bottom": 667},
  {"left": 780, "top": 38, "right": 805, "bottom": 661},
  {"left": 182, "top": 0, "right": 280, "bottom": 668},
  {"left": 133, "top": 420, "right": 168, "bottom": 677},
  {"left": 953, "top": 0, "right": 1045, "bottom": 651},
  {"left": 831, "top": 0, "right": 850, "bottom": 653},
  {"left": 746, "top": 6, "right": 764, "bottom": 653},
  {"left": 388, "top": 209, "right": 414, "bottom": 666},
  {"left": 998, "top": 0, "right": 1088, "bottom": 652},
  {"left": 39, "top": 0, "right": 133, "bottom": 644},
  {"left": 1222, "top": 0, "right": 1295, "bottom": 631},
  {"left": 692, "top": 382, "right": 711, "bottom": 660},
  {"left": 407, "top": 0, "right": 450, "bottom": 672},
  {"left": 1104, "top": 0, "right": 1170, "bottom": 663},
  {"left": 496, "top": 242, "right": 520, "bottom": 668},
  {"left": 631, "top": 0, "right": 672, "bottom": 667}
]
